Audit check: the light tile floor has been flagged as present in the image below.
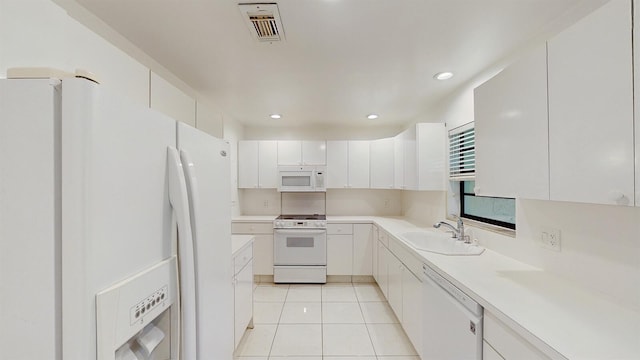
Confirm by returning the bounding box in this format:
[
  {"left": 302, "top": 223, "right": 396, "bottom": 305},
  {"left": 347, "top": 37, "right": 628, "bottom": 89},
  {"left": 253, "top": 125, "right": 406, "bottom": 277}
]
[{"left": 234, "top": 282, "right": 419, "bottom": 360}]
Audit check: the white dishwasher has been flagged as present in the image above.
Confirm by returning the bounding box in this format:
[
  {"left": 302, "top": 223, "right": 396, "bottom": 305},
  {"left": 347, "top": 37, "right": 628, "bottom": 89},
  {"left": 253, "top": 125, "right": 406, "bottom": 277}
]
[{"left": 422, "top": 263, "right": 483, "bottom": 360}]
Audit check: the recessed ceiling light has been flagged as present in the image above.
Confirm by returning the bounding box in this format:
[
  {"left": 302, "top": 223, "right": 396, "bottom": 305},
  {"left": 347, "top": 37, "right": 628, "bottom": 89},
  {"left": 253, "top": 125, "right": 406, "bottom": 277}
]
[
  {"left": 434, "top": 72, "right": 454, "bottom": 80},
  {"left": 270, "top": 114, "right": 281, "bottom": 119},
  {"left": 367, "top": 114, "right": 379, "bottom": 120}
]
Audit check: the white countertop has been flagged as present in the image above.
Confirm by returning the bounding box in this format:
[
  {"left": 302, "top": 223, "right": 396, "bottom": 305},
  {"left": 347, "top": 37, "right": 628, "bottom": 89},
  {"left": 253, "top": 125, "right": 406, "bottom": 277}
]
[
  {"left": 232, "top": 234, "right": 254, "bottom": 256},
  {"left": 232, "top": 215, "right": 640, "bottom": 359},
  {"left": 232, "top": 215, "right": 277, "bottom": 222}
]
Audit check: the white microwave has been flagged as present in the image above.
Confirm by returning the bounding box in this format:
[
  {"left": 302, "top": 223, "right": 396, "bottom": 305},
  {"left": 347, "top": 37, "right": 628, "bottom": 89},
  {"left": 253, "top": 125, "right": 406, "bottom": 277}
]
[{"left": 277, "top": 165, "right": 326, "bottom": 192}]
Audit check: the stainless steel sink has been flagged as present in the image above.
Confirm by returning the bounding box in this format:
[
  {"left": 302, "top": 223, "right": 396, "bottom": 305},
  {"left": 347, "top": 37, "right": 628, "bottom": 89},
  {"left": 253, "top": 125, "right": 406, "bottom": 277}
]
[{"left": 400, "top": 231, "right": 484, "bottom": 255}]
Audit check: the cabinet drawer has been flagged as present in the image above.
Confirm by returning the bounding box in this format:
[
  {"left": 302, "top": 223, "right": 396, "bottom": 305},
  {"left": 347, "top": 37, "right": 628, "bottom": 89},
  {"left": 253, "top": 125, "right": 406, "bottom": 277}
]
[
  {"left": 484, "top": 311, "right": 551, "bottom": 360},
  {"left": 233, "top": 244, "right": 253, "bottom": 275},
  {"left": 389, "top": 235, "right": 422, "bottom": 278},
  {"left": 232, "top": 222, "right": 273, "bottom": 234},
  {"left": 327, "top": 223, "right": 353, "bottom": 235}
]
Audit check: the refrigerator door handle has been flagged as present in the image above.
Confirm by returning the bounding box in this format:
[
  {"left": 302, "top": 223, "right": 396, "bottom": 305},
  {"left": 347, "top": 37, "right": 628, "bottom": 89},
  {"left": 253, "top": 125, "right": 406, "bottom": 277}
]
[
  {"left": 179, "top": 149, "right": 200, "bottom": 244},
  {"left": 167, "top": 146, "right": 198, "bottom": 360}
]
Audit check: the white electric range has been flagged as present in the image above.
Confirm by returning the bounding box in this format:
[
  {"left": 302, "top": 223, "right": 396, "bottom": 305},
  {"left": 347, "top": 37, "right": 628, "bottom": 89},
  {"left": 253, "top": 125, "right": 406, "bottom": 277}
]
[{"left": 273, "top": 214, "right": 327, "bottom": 283}]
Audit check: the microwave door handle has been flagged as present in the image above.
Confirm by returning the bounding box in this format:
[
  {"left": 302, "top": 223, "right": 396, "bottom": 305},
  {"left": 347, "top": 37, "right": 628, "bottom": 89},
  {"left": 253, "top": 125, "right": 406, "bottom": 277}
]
[{"left": 275, "top": 229, "right": 326, "bottom": 235}]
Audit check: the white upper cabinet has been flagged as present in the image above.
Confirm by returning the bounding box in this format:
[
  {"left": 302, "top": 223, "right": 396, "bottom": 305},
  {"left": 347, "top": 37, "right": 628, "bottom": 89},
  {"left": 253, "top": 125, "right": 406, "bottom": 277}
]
[
  {"left": 277, "top": 140, "right": 301, "bottom": 165},
  {"left": 238, "top": 141, "right": 258, "bottom": 189},
  {"left": 416, "top": 123, "right": 446, "bottom": 191},
  {"left": 348, "top": 140, "right": 371, "bottom": 188},
  {"left": 394, "top": 136, "right": 404, "bottom": 189},
  {"left": 277, "top": 140, "right": 326, "bottom": 165},
  {"left": 302, "top": 141, "right": 327, "bottom": 165},
  {"left": 326, "top": 141, "right": 349, "bottom": 188},
  {"left": 399, "top": 123, "right": 446, "bottom": 191},
  {"left": 149, "top": 72, "right": 196, "bottom": 126},
  {"left": 370, "top": 138, "right": 395, "bottom": 189},
  {"left": 474, "top": 44, "right": 550, "bottom": 200},
  {"left": 548, "top": 0, "right": 634, "bottom": 206},
  {"left": 258, "top": 141, "right": 278, "bottom": 188},
  {"left": 403, "top": 126, "right": 418, "bottom": 190},
  {"left": 238, "top": 140, "right": 277, "bottom": 188},
  {"left": 326, "top": 140, "right": 370, "bottom": 188}
]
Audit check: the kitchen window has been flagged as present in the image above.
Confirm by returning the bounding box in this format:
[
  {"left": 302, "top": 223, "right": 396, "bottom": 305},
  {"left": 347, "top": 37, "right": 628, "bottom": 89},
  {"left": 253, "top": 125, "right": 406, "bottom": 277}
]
[
  {"left": 459, "top": 181, "right": 515, "bottom": 230},
  {"left": 449, "top": 123, "right": 515, "bottom": 230}
]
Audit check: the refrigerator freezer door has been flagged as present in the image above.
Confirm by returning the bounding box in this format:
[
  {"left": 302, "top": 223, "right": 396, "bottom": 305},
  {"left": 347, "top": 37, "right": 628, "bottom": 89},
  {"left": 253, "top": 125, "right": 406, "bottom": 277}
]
[
  {"left": 95, "top": 256, "right": 178, "bottom": 360},
  {"left": 0, "top": 79, "right": 62, "bottom": 360},
  {"left": 177, "top": 123, "right": 233, "bottom": 359},
  {"left": 60, "top": 78, "right": 177, "bottom": 360}
]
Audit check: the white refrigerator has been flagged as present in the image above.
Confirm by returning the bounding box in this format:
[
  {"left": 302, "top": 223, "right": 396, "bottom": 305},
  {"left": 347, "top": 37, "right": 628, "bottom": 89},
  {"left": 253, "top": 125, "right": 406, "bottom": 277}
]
[{"left": 0, "top": 78, "right": 232, "bottom": 360}]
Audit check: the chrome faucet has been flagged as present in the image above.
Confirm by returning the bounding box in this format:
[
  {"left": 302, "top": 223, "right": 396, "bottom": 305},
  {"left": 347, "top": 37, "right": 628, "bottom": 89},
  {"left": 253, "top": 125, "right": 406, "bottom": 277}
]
[{"left": 434, "top": 215, "right": 470, "bottom": 243}]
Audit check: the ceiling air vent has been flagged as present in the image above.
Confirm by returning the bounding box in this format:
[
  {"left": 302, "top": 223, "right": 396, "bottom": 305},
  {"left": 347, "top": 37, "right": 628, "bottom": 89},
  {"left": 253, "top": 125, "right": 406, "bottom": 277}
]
[{"left": 238, "top": 3, "right": 285, "bottom": 43}]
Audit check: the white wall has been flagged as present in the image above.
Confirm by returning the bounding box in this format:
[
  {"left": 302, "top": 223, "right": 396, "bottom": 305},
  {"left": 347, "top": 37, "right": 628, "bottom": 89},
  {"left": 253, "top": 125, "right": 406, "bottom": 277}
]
[
  {"left": 240, "top": 189, "right": 281, "bottom": 215},
  {"left": 223, "top": 114, "right": 245, "bottom": 217},
  {"left": 196, "top": 101, "right": 224, "bottom": 139},
  {"left": 1, "top": 0, "right": 243, "bottom": 217},
  {"left": 0, "top": 0, "right": 230, "bottom": 139},
  {"left": 466, "top": 200, "right": 640, "bottom": 311},
  {"left": 326, "top": 189, "right": 402, "bottom": 216},
  {"left": 240, "top": 189, "right": 403, "bottom": 216},
  {"left": 401, "top": 191, "right": 447, "bottom": 227},
  {"left": 0, "top": 0, "right": 150, "bottom": 106}
]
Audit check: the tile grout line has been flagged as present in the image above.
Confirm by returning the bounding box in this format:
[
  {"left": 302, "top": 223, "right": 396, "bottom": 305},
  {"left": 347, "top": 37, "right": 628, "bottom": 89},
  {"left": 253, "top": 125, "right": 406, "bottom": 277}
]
[
  {"left": 268, "top": 284, "right": 289, "bottom": 359},
  {"left": 356, "top": 284, "right": 380, "bottom": 359},
  {"left": 320, "top": 283, "right": 324, "bottom": 359}
]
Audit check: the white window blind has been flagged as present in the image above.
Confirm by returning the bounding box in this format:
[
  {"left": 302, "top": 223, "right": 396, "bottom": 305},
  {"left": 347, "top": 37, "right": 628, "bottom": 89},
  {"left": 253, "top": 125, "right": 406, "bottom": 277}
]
[{"left": 449, "top": 122, "right": 475, "bottom": 180}]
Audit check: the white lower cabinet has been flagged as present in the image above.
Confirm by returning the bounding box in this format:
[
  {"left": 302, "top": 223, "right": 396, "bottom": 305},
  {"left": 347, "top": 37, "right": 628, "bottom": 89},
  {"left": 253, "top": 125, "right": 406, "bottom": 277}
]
[
  {"left": 372, "top": 226, "right": 379, "bottom": 281},
  {"left": 326, "top": 223, "right": 374, "bottom": 277},
  {"left": 252, "top": 234, "right": 274, "bottom": 275},
  {"left": 327, "top": 234, "right": 353, "bottom": 275},
  {"left": 327, "top": 223, "right": 353, "bottom": 276},
  {"left": 483, "top": 311, "right": 551, "bottom": 360},
  {"left": 483, "top": 341, "right": 505, "bottom": 360},
  {"left": 233, "top": 243, "right": 254, "bottom": 349},
  {"left": 374, "top": 230, "right": 425, "bottom": 357},
  {"left": 231, "top": 222, "right": 274, "bottom": 275},
  {"left": 387, "top": 252, "right": 403, "bottom": 321},
  {"left": 377, "top": 241, "right": 390, "bottom": 298},
  {"left": 401, "top": 267, "right": 422, "bottom": 357},
  {"left": 353, "top": 224, "right": 373, "bottom": 276}
]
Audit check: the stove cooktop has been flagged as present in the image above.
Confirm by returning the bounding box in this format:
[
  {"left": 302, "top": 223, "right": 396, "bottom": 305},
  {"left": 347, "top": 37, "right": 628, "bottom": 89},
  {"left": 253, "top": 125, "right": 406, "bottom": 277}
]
[{"left": 276, "top": 214, "right": 327, "bottom": 221}]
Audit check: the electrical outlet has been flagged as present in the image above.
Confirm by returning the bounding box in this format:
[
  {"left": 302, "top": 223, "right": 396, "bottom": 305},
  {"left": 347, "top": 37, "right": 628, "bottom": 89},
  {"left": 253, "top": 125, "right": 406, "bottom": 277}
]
[
  {"left": 263, "top": 200, "right": 269, "bottom": 208},
  {"left": 539, "top": 227, "right": 561, "bottom": 252},
  {"left": 384, "top": 199, "right": 390, "bottom": 208}
]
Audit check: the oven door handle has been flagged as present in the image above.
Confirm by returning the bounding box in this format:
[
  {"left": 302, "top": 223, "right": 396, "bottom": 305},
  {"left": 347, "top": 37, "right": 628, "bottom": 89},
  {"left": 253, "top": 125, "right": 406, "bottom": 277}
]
[{"left": 274, "top": 229, "right": 326, "bottom": 235}]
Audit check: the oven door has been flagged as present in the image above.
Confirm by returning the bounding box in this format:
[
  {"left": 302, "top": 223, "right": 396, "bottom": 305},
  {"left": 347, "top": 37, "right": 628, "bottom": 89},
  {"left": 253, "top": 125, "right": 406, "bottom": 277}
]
[{"left": 273, "top": 229, "right": 327, "bottom": 265}]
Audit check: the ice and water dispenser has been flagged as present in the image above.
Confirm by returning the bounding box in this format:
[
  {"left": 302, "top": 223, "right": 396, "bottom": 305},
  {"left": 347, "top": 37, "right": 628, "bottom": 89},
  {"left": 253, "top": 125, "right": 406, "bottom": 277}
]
[{"left": 96, "top": 257, "right": 179, "bottom": 360}]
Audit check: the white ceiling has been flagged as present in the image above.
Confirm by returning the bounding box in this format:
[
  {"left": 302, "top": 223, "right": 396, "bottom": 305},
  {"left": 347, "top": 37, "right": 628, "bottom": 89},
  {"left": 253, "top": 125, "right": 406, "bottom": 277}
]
[{"left": 73, "top": 0, "right": 606, "bottom": 128}]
